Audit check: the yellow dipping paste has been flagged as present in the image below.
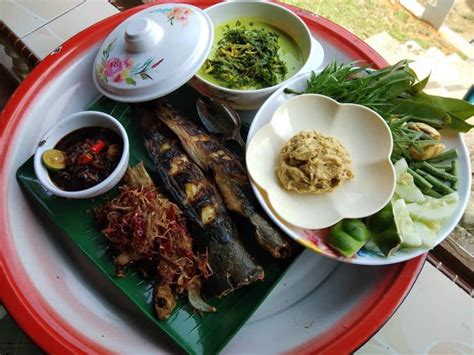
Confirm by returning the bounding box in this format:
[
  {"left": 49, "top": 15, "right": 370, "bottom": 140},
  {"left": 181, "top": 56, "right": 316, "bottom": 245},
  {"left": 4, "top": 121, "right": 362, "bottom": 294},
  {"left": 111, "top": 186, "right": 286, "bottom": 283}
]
[{"left": 277, "top": 131, "right": 354, "bottom": 194}]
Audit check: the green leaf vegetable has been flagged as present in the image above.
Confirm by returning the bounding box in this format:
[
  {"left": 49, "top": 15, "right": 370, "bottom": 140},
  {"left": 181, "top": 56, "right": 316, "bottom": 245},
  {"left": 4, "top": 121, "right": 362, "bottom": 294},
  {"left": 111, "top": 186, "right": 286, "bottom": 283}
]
[
  {"left": 284, "top": 60, "right": 473, "bottom": 131},
  {"left": 204, "top": 23, "right": 288, "bottom": 90},
  {"left": 326, "top": 219, "right": 370, "bottom": 257}
]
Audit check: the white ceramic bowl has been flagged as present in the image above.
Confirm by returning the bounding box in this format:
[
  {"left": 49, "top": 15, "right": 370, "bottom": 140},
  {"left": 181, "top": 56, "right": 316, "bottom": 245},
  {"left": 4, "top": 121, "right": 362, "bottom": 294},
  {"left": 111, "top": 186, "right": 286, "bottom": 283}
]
[
  {"left": 190, "top": 1, "right": 323, "bottom": 110},
  {"left": 247, "top": 94, "right": 395, "bottom": 229},
  {"left": 33, "top": 111, "right": 129, "bottom": 198}
]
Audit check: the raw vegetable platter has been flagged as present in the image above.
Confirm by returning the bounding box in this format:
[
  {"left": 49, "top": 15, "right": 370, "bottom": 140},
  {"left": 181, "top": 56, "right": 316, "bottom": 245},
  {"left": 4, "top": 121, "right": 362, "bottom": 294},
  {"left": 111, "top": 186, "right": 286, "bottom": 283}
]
[
  {"left": 248, "top": 68, "right": 472, "bottom": 265},
  {"left": 0, "top": 1, "right": 430, "bottom": 354}
]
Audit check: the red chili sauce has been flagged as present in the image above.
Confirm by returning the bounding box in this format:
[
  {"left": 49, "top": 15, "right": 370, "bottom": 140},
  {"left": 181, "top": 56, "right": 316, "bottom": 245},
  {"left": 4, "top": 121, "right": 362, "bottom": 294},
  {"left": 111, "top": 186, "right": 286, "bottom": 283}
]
[{"left": 50, "top": 127, "right": 123, "bottom": 191}]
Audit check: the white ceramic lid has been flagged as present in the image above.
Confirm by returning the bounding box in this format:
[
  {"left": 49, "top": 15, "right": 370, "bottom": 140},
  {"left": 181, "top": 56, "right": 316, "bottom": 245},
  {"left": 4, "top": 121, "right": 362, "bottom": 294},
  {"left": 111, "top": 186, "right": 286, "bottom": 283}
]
[{"left": 93, "top": 4, "right": 213, "bottom": 102}]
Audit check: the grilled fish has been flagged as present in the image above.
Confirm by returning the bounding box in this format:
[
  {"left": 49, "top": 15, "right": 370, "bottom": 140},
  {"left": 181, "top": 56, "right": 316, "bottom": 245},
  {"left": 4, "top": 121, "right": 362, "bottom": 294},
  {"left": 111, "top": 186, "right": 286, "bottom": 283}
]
[
  {"left": 153, "top": 101, "right": 293, "bottom": 259},
  {"left": 142, "top": 118, "right": 264, "bottom": 297}
]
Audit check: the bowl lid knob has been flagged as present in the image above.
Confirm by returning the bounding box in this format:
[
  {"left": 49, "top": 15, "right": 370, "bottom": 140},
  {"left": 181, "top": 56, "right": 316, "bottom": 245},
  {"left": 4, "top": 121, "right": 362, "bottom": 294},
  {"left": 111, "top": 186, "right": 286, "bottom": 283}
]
[{"left": 124, "top": 18, "right": 163, "bottom": 53}]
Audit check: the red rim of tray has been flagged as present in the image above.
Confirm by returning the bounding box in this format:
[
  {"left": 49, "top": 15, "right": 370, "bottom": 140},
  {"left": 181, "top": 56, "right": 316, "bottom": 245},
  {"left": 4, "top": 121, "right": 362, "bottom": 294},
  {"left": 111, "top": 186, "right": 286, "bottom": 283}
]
[{"left": 0, "top": 1, "right": 427, "bottom": 354}]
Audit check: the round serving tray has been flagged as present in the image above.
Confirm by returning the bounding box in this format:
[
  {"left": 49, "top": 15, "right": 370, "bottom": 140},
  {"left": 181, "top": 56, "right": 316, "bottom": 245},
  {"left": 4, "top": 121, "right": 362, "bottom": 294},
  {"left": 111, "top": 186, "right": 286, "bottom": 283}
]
[{"left": 0, "top": 1, "right": 426, "bottom": 354}]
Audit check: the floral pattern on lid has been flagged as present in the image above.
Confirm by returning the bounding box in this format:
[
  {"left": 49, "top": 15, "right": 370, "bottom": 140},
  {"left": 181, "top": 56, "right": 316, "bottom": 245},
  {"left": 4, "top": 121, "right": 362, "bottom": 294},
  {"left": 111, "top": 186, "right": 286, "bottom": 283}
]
[
  {"left": 167, "top": 7, "right": 192, "bottom": 26},
  {"left": 149, "top": 6, "right": 193, "bottom": 26},
  {"left": 97, "top": 39, "right": 164, "bottom": 86}
]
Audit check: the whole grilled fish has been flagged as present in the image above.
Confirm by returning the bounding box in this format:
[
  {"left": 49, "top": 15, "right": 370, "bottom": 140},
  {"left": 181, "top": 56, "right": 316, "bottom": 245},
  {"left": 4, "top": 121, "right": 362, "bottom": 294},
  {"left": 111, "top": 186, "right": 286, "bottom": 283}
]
[
  {"left": 153, "top": 101, "right": 293, "bottom": 259},
  {"left": 142, "top": 117, "right": 264, "bottom": 297}
]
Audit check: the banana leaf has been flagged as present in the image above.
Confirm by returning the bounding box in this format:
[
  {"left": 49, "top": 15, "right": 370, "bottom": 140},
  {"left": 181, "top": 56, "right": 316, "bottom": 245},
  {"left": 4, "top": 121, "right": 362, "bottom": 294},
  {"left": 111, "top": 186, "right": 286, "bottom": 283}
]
[{"left": 16, "top": 93, "right": 296, "bottom": 355}]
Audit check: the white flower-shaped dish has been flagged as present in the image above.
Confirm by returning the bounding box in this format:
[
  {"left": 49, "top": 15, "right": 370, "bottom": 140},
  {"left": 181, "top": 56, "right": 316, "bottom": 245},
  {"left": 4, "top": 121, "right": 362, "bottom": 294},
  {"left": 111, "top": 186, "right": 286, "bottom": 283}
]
[{"left": 246, "top": 94, "right": 396, "bottom": 230}]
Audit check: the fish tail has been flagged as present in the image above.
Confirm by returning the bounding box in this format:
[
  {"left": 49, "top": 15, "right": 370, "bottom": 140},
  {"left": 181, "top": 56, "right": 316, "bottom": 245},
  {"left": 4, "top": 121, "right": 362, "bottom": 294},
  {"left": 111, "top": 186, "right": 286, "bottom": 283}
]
[
  {"left": 187, "top": 279, "right": 216, "bottom": 314},
  {"left": 154, "top": 284, "right": 177, "bottom": 320},
  {"left": 249, "top": 213, "right": 294, "bottom": 259}
]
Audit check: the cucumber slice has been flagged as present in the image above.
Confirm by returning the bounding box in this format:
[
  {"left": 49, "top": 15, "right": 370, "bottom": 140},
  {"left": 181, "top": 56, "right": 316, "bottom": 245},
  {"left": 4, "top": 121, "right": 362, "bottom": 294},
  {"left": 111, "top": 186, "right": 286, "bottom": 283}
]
[
  {"left": 42, "top": 149, "right": 66, "bottom": 171},
  {"left": 395, "top": 172, "right": 425, "bottom": 203},
  {"left": 392, "top": 198, "right": 422, "bottom": 247},
  {"left": 394, "top": 158, "right": 425, "bottom": 203},
  {"left": 413, "top": 221, "right": 437, "bottom": 248},
  {"left": 362, "top": 239, "right": 380, "bottom": 253},
  {"left": 394, "top": 158, "right": 409, "bottom": 180},
  {"left": 407, "top": 192, "right": 459, "bottom": 224}
]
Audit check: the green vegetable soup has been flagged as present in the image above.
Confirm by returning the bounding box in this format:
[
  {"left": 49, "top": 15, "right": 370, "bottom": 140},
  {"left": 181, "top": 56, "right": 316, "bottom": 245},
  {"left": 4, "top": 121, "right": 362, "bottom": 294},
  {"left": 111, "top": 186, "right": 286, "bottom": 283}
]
[{"left": 198, "top": 18, "right": 304, "bottom": 90}]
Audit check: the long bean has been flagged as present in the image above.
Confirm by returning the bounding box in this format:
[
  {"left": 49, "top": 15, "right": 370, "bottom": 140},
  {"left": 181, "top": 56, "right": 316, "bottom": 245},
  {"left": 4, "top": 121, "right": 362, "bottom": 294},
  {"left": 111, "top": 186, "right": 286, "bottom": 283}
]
[
  {"left": 451, "top": 160, "right": 460, "bottom": 190},
  {"left": 421, "top": 188, "right": 442, "bottom": 198},
  {"left": 431, "top": 162, "right": 453, "bottom": 170},
  {"left": 424, "top": 175, "right": 455, "bottom": 195},
  {"left": 425, "top": 149, "right": 457, "bottom": 163},
  {"left": 416, "top": 169, "right": 429, "bottom": 177},
  {"left": 411, "top": 161, "right": 452, "bottom": 170},
  {"left": 420, "top": 161, "right": 458, "bottom": 182},
  {"left": 407, "top": 168, "right": 432, "bottom": 190}
]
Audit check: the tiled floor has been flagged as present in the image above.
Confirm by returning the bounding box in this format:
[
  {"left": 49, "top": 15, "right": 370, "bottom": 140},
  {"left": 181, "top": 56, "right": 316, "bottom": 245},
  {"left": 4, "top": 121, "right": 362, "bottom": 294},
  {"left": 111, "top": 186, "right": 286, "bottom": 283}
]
[
  {"left": 1, "top": 0, "right": 118, "bottom": 59},
  {"left": 0, "top": 0, "right": 50, "bottom": 38}
]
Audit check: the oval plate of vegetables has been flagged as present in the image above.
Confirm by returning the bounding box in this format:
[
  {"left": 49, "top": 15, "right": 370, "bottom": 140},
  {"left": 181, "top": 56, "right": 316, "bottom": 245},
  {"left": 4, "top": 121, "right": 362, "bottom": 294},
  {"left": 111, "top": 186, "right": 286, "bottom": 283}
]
[{"left": 248, "top": 60, "right": 473, "bottom": 265}]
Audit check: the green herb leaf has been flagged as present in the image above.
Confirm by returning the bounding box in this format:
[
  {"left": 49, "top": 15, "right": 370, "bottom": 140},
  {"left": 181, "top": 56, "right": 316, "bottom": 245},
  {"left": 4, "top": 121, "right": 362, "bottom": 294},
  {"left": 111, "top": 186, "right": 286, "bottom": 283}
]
[
  {"left": 390, "top": 99, "right": 451, "bottom": 127},
  {"left": 408, "top": 93, "right": 474, "bottom": 120},
  {"left": 410, "top": 74, "right": 430, "bottom": 94},
  {"left": 204, "top": 25, "right": 288, "bottom": 90},
  {"left": 445, "top": 113, "right": 474, "bottom": 132}
]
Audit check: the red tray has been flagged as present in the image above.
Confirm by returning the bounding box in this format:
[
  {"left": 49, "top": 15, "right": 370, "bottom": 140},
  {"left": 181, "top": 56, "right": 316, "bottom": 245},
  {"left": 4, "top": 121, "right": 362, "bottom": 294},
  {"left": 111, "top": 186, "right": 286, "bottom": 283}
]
[{"left": 0, "top": 2, "right": 426, "bottom": 353}]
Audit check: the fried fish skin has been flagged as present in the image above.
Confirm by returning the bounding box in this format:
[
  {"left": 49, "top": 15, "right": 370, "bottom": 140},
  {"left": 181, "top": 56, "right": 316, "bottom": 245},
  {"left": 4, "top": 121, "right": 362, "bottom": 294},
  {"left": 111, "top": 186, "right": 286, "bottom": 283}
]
[
  {"left": 154, "top": 101, "right": 293, "bottom": 259},
  {"left": 143, "top": 120, "right": 264, "bottom": 297}
]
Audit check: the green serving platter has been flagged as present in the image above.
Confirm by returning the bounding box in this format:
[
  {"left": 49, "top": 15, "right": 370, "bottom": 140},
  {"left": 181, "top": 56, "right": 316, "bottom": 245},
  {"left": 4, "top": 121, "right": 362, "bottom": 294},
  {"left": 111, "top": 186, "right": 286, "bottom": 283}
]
[{"left": 16, "top": 86, "right": 297, "bottom": 355}]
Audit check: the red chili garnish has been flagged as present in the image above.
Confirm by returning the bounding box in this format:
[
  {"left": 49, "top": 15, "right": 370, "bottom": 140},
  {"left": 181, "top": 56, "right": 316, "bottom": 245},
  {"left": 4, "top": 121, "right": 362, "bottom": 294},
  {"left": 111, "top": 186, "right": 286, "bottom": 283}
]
[
  {"left": 91, "top": 140, "right": 106, "bottom": 154},
  {"left": 96, "top": 184, "right": 212, "bottom": 307},
  {"left": 78, "top": 153, "right": 93, "bottom": 164},
  {"left": 186, "top": 250, "right": 195, "bottom": 260}
]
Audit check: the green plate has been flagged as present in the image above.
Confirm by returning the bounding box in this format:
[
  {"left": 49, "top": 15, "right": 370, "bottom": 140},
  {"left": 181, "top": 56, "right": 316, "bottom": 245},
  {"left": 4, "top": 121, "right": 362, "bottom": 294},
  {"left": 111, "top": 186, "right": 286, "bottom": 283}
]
[{"left": 16, "top": 88, "right": 296, "bottom": 355}]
